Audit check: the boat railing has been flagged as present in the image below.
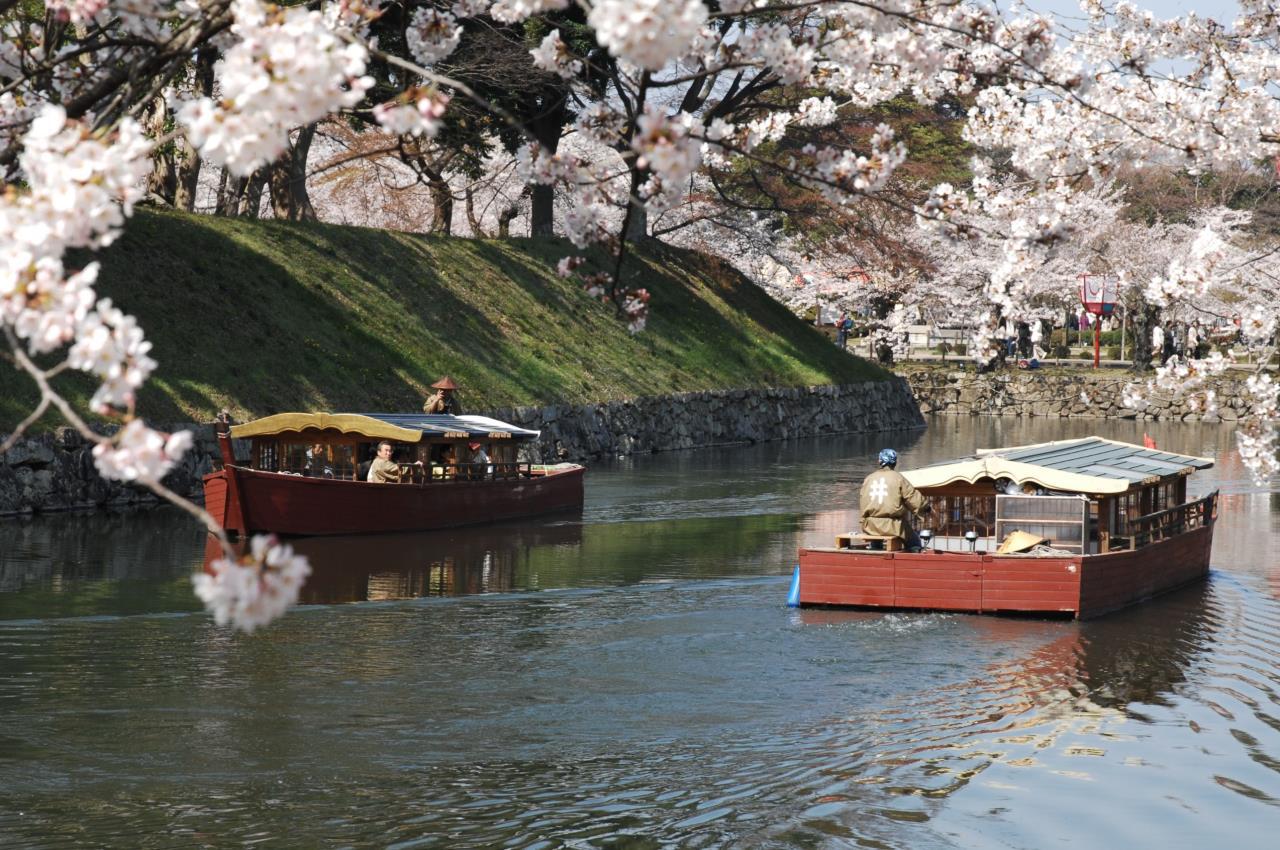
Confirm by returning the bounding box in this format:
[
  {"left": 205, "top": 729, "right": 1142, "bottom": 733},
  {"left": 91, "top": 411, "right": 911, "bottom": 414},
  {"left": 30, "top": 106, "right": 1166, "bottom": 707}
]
[
  {"left": 395, "top": 461, "right": 533, "bottom": 484},
  {"left": 1119, "top": 490, "right": 1218, "bottom": 549}
]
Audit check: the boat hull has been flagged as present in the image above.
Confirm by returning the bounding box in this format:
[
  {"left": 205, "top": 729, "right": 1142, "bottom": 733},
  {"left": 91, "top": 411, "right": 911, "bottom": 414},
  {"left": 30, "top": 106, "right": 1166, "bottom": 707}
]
[
  {"left": 202, "top": 465, "right": 584, "bottom": 536},
  {"left": 796, "top": 524, "right": 1214, "bottom": 619}
]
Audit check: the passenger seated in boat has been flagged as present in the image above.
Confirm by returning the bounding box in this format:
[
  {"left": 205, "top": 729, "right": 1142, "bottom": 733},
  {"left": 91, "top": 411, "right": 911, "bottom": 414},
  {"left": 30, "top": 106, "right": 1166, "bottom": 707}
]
[
  {"left": 859, "top": 448, "right": 930, "bottom": 549},
  {"left": 367, "top": 441, "right": 422, "bottom": 483},
  {"left": 306, "top": 443, "right": 333, "bottom": 478},
  {"left": 468, "top": 441, "right": 492, "bottom": 479},
  {"left": 431, "top": 446, "right": 456, "bottom": 480}
]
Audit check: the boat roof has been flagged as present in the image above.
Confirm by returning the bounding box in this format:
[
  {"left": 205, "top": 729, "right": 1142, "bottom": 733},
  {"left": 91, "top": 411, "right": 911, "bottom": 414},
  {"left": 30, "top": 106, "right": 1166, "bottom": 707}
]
[
  {"left": 229, "top": 412, "right": 540, "bottom": 443},
  {"left": 903, "top": 436, "right": 1214, "bottom": 495}
]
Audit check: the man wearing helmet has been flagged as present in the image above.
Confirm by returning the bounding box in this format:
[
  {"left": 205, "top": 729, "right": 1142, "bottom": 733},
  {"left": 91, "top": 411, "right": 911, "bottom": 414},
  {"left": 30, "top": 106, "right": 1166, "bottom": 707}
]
[{"left": 859, "top": 448, "right": 929, "bottom": 549}]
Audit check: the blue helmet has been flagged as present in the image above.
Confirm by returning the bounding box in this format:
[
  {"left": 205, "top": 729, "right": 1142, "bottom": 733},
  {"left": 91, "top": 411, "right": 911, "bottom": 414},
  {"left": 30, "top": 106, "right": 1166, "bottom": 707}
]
[{"left": 878, "top": 448, "right": 898, "bottom": 467}]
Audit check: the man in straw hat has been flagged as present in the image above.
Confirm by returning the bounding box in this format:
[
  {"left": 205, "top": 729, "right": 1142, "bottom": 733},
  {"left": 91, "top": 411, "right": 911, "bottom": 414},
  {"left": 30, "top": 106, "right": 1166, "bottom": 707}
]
[{"left": 423, "top": 376, "right": 464, "bottom": 415}]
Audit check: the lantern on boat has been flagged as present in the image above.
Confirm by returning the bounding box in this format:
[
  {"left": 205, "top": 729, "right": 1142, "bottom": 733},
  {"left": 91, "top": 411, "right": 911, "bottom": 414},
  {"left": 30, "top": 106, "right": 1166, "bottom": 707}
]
[
  {"left": 919, "top": 528, "right": 933, "bottom": 552},
  {"left": 964, "top": 529, "right": 979, "bottom": 552}
]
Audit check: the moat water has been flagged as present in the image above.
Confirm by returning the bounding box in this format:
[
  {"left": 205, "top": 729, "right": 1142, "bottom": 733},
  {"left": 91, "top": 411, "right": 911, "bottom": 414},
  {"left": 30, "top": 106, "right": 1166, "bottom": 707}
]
[{"left": 1, "top": 416, "right": 1277, "bottom": 848}]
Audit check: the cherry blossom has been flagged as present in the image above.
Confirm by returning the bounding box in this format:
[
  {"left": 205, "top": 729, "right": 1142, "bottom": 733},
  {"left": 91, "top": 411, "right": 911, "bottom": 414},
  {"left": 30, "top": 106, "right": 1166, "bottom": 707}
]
[
  {"left": 178, "top": 0, "right": 373, "bottom": 176},
  {"left": 405, "top": 7, "right": 463, "bottom": 67},
  {"left": 587, "top": 0, "right": 708, "bottom": 72},
  {"left": 92, "top": 420, "right": 193, "bottom": 484},
  {"left": 530, "top": 30, "right": 582, "bottom": 80},
  {"left": 373, "top": 90, "right": 450, "bottom": 138},
  {"left": 193, "top": 535, "right": 312, "bottom": 634}
]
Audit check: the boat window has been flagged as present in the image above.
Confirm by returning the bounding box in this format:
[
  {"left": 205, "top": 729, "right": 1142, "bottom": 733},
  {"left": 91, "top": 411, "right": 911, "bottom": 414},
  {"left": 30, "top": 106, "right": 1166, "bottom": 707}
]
[
  {"left": 329, "top": 444, "right": 356, "bottom": 480},
  {"left": 926, "top": 495, "right": 995, "bottom": 538},
  {"left": 254, "top": 440, "right": 279, "bottom": 472},
  {"left": 279, "top": 443, "right": 310, "bottom": 474},
  {"left": 1116, "top": 489, "right": 1142, "bottom": 533},
  {"left": 995, "top": 494, "right": 1088, "bottom": 554}
]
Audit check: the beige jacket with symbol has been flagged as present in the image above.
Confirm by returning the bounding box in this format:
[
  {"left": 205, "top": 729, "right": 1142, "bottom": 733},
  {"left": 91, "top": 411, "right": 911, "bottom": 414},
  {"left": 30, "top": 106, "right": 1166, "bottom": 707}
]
[{"left": 859, "top": 468, "right": 927, "bottom": 540}]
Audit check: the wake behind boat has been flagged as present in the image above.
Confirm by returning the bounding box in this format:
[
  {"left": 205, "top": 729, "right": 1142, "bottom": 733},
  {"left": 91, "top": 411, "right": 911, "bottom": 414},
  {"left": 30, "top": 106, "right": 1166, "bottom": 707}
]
[
  {"left": 203, "top": 411, "right": 583, "bottom": 536},
  {"left": 795, "top": 437, "right": 1218, "bottom": 619}
]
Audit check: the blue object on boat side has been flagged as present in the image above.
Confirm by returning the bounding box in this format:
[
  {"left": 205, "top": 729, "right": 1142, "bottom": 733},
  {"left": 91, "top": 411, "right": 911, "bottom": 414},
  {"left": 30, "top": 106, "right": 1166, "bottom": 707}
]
[{"left": 786, "top": 565, "right": 801, "bottom": 607}]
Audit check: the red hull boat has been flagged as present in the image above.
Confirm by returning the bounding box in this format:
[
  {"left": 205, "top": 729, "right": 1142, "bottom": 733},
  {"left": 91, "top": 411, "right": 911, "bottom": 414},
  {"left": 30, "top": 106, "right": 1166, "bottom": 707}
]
[
  {"left": 794, "top": 437, "right": 1218, "bottom": 619},
  {"left": 203, "top": 411, "right": 584, "bottom": 536}
]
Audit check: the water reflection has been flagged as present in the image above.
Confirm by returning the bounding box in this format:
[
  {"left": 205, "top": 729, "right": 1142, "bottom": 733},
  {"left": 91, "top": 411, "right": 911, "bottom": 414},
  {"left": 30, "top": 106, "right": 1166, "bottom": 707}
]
[
  {"left": 206, "top": 517, "right": 586, "bottom": 603},
  {"left": 1, "top": 416, "right": 1279, "bottom": 849}
]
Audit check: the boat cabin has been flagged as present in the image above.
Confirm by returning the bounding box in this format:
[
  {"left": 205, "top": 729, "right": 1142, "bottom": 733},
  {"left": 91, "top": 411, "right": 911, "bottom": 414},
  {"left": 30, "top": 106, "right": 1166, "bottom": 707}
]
[
  {"left": 903, "top": 437, "right": 1216, "bottom": 555},
  {"left": 222, "top": 412, "right": 541, "bottom": 483}
]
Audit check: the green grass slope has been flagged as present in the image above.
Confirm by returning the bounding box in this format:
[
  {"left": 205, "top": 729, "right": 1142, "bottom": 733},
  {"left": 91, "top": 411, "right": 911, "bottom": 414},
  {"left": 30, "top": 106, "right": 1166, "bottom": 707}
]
[{"left": 2, "top": 209, "right": 887, "bottom": 429}]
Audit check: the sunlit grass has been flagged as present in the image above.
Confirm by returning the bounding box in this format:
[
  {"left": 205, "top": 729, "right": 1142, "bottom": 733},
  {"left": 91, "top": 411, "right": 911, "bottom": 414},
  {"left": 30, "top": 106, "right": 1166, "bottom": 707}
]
[{"left": 1, "top": 209, "right": 888, "bottom": 429}]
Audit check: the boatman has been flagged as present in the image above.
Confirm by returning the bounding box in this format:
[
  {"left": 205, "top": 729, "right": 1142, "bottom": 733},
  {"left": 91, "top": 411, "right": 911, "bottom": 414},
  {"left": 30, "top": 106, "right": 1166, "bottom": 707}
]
[
  {"left": 422, "top": 376, "right": 464, "bottom": 415},
  {"left": 859, "top": 448, "right": 930, "bottom": 549}
]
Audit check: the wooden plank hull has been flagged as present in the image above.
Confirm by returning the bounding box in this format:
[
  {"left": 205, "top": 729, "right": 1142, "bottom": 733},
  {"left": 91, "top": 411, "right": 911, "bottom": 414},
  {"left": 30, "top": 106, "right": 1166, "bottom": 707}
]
[
  {"left": 796, "top": 524, "right": 1214, "bottom": 619},
  {"left": 202, "top": 465, "right": 584, "bottom": 536}
]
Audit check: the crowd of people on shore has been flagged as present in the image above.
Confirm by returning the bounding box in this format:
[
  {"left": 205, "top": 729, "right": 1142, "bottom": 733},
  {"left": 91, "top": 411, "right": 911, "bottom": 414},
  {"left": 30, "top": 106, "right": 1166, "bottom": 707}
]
[{"left": 826, "top": 304, "right": 1266, "bottom": 370}]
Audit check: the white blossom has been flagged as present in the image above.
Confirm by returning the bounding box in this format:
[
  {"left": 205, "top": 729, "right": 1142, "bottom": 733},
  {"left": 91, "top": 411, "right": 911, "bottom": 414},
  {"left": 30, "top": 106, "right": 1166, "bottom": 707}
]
[
  {"left": 193, "top": 535, "right": 312, "bottom": 634},
  {"left": 588, "top": 0, "right": 707, "bottom": 72},
  {"left": 405, "top": 7, "right": 462, "bottom": 66},
  {"left": 92, "top": 420, "right": 192, "bottom": 483},
  {"left": 530, "top": 30, "right": 582, "bottom": 80},
  {"left": 178, "top": 0, "right": 374, "bottom": 176},
  {"left": 488, "top": 0, "right": 567, "bottom": 24},
  {"left": 373, "top": 91, "right": 449, "bottom": 137}
]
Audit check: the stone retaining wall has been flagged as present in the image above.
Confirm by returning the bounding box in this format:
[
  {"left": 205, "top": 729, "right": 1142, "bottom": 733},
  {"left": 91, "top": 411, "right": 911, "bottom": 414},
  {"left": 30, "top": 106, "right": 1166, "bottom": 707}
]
[
  {"left": 0, "top": 377, "right": 923, "bottom": 516},
  {"left": 903, "top": 366, "right": 1248, "bottom": 422}
]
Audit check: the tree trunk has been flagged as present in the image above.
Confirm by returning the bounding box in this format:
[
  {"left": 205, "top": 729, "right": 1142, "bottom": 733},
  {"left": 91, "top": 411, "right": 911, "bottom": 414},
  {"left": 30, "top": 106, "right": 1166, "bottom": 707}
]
[
  {"left": 530, "top": 184, "right": 555, "bottom": 237},
  {"left": 429, "top": 178, "right": 453, "bottom": 234},
  {"left": 144, "top": 97, "right": 176, "bottom": 205},
  {"left": 528, "top": 83, "right": 568, "bottom": 237},
  {"left": 174, "top": 135, "right": 201, "bottom": 212},
  {"left": 464, "top": 184, "right": 489, "bottom": 237},
  {"left": 497, "top": 203, "right": 520, "bottom": 238},
  {"left": 1131, "top": 304, "right": 1159, "bottom": 371},
  {"left": 267, "top": 123, "right": 317, "bottom": 221},
  {"left": 215, "top": 170, "right": 242, "bottom": 216},
  {"left": 241, "top": 169, "right": 266, "bottom": 218},
  {"left": 175, "top": 46, "right": 217, "bottom": 213},
  {"left": 624, "top": 167, "right": 649, "bottom": 241}
]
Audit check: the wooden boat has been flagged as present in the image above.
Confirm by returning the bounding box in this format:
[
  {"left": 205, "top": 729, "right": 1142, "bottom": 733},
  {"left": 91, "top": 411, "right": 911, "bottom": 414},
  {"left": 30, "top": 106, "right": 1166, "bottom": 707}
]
[
  {"left": 203, "top": 411, "right": 584, "bottom": 536},
  {"left": 794, "top": 437, "right": 1218, "bottom": 619}
]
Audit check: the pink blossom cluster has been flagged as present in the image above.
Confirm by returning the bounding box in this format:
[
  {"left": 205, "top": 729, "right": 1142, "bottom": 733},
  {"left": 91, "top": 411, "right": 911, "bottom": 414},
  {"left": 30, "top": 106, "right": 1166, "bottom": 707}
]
[
  {"left": 373, "top": 90, "right": 450, "bottom": 138},
  {"left": 193, "top": 535, "right": 312, "bottom": 634},
  {"left": 632, "top": 108, "right": 702, "bottom": 214},
  {"left": 44, "top": 0, "right": 110, "bottom": 24},
  {"left": 178, "top": 0, "right": 373, "bottom": 176},
  {"left": 92, "top": 420, "right": 193, "bottom": 484},
  {"left": 587, "top": 0, "right": 708, "bottom": 72},
  {"left": 68, "top": 298, "right": 159, "bottom": 412},
  {"left": 530, "top": 30, "right": 582, "bottom": 80},
  {"left": 406, "top": 7, "right": 463, "bottom": 67},
  {"left": 487, "top": 0, "right": 566, "bottom": 24}
]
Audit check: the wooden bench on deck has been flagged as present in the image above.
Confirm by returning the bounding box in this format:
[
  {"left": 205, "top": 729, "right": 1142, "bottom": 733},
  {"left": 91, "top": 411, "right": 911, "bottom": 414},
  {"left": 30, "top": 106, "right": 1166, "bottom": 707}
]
[{"left": 835, "top": 533, "right": 904, "bottom": 551}]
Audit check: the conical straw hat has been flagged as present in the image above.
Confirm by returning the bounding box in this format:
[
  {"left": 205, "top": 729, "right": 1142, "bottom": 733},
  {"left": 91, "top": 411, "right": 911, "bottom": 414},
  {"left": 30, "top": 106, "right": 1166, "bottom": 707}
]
[
  {"left": 431, "top": 376, "right": 459, "bottom": 390},
  {"left": 997, "top": 530, "right": 1049, "bottom": 554}
]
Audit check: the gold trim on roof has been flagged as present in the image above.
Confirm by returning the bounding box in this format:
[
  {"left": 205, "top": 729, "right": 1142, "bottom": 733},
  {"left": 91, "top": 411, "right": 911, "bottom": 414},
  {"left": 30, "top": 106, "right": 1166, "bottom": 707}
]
[{"left": 229, "top": 413, "right": 423, "bottom": 443}]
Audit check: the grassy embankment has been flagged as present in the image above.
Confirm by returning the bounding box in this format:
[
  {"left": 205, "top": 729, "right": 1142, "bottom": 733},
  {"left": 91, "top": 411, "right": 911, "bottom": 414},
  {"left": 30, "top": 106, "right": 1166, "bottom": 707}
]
[{"left": 1, "top": 209, "right": 887, "bottom": 430}]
